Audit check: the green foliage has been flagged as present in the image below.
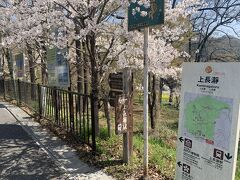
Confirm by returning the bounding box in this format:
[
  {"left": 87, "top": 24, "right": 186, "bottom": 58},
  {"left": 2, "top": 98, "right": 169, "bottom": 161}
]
[
  {"left": 99, "top": 127, "right": 110, "bottom": 140},
  {"left": 236, "top": 146, "right": 240, "bottom": 180},
  {"left": 133, "top": 134, "right": 144, "bottom": 155},
  {"left": 149, "top": 137, "right": 176, "bottom": 178},
  {"left": 133, "top": 134, "right": 176, "bottom": 178}
]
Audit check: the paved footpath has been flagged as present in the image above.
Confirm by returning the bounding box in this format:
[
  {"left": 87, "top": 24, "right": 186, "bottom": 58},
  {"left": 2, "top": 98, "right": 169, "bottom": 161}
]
[{"left": 0, "top": 101, "right": 113, "bottom": 180}]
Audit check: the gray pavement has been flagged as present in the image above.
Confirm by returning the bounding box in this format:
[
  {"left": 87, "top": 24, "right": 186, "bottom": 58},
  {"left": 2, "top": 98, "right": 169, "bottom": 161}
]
[
  {"left": 0, "top": 104, "right": 66, "bottom": 179},
  {"left": 0, "top": 102, "right": 113, "bottom": 180}
]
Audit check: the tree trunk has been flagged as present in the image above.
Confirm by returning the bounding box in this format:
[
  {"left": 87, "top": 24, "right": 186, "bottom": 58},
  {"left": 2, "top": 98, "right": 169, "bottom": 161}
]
[
  {"left": 175, "top": 95, "right": 180, "bottom": 109},
  {"left": 83, "top": 41, "right": 89, "bottom": 113},
  {"left": 87, "top": 33, "right": 99, "bottom": 136},
  {"left": 0, "top": 49, "right": 3, "bottom": 75},
  {"left": 153, "top": 74, "right": 160, "bottom": 128},
  {"left": 189, "top": 38, "right": 192, "bottom": 57},
  {"left": 5, "top": 49, "right": 14, "bottom": 81},
  {"left": 76, "top": 32, "right": 83, "bottom": 95},
  {"left": 27, "top": 44, "right": 36, "bottom": 84},
  {"left": 1, "top": 48, "right": 4, "bottom": 77},
  {"left": 169, "top": 87, "right": 174, "bottom": 105},
  {"left": 172, "top": 0, "right": 177, "bottom": 8},
  {"left": 5, "top": 49, "right": 16, "bottom": 99},
  {"left": 75, "top": 27, "right": 84, "bottom": 114},
  {"left": 148, "top": 73, "right": 153, "bottom": 128},
  {"left": 148, "top": 73, "right": 159, "bottom": 129},
  {"left": 103, "top": 96, "right": 111, "bottom": 137},
  {"left": 26, "top": 43, "right": 36, "bottom": 100},
  {"left": 159, "top": 78, "right": 164, "bottom": 105},
  {"left": 41, "top": 45, "right": 48, "bottom": 85}
]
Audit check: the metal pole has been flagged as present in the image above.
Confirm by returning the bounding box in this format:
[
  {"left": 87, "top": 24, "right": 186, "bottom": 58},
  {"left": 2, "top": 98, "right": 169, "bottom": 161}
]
[{"left": 143, "top": 27, "right": 149, "bottom": 178}]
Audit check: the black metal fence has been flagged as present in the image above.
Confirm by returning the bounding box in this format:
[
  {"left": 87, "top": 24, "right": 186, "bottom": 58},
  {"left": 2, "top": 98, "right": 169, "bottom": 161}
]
[
  {"left": 1, "top": 79, "right": 96, "bottom": 150},
  {"left": 0, "top": 78, "right": 4, "bottom": 97}
]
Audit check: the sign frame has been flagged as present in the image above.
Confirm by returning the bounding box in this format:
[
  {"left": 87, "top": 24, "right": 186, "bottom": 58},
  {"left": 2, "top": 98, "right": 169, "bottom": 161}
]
[
  {"left": 46, "top": 47, "right": 70, "bottom": 88},
  {"left": 128, "top": 0, "right": 164, "bottom": 31},
  {"left": 176, "top": 63, "right": 240, "bottom": 180},
  {"left": 15, "top": 53, "right": 24, "bottom": 78}
]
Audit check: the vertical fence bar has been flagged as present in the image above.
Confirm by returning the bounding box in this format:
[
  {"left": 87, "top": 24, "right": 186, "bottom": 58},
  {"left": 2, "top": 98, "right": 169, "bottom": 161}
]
[
  {"left": 73, "top": 94, "right": 76, "bottom": 134},
  {"left": 79, "top": 95, "right": 82, "bottom": 138},
  {"left": 46, "top": 88, "right": 49, "bottom": 117},
  {"left": 63, "top": 92, "right": 66, "bottom": 128},
  {"left": 46, "top": 88, "right": 52, "bottom": 117},
  {"left": 83, "top": 95, "right": 86, "bottom": 142},
  {"left": 0, "top": 79, "right": 2, "bottom": 97},
  {"left": 91, "top": 93, "right": 96, "bottom": 151},
  {"left": 87, "top": 96, "right": 90, "bottom": 144},
  {"left": 42, "top": 87, "right": 46, "bottom": 117},
  {"left": 66, "top": 92, "right": 69, "bottom": 131},
  {"left": 75, "top": 95, "right": 79, "bottom": 136},
  {"left": 47, "top": 88, "right": 50, "bottom": 118},
  {"left": 56, "top": 90, "right": 60, "bottom": 124},
  {"left": 53, "top": 87, "right": 59, "bottom": 125},
  {"left": 17, "top": 79, "right": 21, "bottom": 105},
  {"left": 69, "top": 89, "right": 74, "bottom": 133},
  {"left": 59, "top": 92, "right": 63, "bottom": 126},
  {"left": 3, "top": 78, "right": 5, "bottom": 100},
  {"left": 51, "top": 89, "right": 54, "bottom": 119},
  {"left": 38, "top": 84, "right": 42, "bottom": 118}
]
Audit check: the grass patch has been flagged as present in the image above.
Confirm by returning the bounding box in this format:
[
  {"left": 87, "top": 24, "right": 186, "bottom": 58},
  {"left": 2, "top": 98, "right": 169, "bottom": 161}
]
[
  {"left": 92, "top": 100, "right": 180, "bottom": 179},
  {"left": 236, "top": 146, "right": 240, "bottom": 180}
]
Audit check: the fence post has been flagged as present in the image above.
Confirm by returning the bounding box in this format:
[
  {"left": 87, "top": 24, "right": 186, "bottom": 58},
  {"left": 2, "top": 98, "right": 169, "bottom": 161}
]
[
  {"left": 122, "top": 68, "right": 133, "bottom": 163},
  {"left": 37, "top": 83, "right": 42, "bottom": 118},
  {"left": 68, "top": 88, "right": 74, "bottom": 133},
  {"left": 17, "top": 79, "right": 21, "bottom": 105},
  {"left": 3, "top": 79, "right": 5, "bottom": 100},
  {"left": 53, "top": 87, "right": 59, "bottom": 125},
  {"left": 91, "top": 93, "right": 96, "bottom": 152}
]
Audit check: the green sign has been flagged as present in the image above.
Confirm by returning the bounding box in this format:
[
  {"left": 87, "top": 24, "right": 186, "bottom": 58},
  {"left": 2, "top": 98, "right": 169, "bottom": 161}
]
[
  {"left": 47, "top": 48, "right": 57, "bottom": 86},
  {"left": 128, "top": 0, "right": 164, "bottom": 31},
  {"left": 15, "top": 53, "right": 24, "bottom": 78},
  {"left": 46, "top": 47, "right": 70, "bottom": 88}
]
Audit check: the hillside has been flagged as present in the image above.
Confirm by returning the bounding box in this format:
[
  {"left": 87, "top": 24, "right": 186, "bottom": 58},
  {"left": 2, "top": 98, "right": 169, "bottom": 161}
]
[{"left": 190, "top": 36, "right": 240, "bottom": 62}]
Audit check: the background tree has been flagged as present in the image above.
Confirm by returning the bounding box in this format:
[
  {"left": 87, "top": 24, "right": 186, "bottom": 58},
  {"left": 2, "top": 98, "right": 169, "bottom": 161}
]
[{"left": 191, "top": 0, "right": 240, "bottom": 62}]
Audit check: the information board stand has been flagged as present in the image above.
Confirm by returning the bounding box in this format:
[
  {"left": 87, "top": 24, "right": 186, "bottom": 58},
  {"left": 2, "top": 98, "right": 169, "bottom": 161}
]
[{"left": 176, "top": 63, "right": 240, "bottom": 180}]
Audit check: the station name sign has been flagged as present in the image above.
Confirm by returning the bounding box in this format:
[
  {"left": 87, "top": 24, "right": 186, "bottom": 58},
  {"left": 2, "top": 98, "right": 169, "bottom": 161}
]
[{"left": 176, "top": 63, "right": 240, "bottom": 180}]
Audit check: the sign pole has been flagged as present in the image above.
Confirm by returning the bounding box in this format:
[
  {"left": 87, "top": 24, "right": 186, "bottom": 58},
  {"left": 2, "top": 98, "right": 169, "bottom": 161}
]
[
  {"left": 128, "top": 1, "right": 164, "bottom": 177},
  {"left": 143, "top": 27, "right": 149, "bottom": 178}
]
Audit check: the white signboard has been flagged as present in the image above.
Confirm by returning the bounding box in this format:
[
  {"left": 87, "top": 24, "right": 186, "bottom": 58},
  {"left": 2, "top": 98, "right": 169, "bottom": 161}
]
[{"left": 176, "top": 63, "right": 240, "bottom": 180}]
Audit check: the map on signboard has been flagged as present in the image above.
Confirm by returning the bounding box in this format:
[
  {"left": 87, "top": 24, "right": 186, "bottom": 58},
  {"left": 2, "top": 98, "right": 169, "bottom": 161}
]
[{"left": 183, "top": 92, "right": 233, "bottom": 151}]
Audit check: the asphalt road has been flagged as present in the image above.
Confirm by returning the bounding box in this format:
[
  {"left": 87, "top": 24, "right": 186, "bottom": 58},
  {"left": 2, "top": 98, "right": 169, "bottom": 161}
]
[{"left": 0, "top": 104, "right": 65, "bottom": 180}]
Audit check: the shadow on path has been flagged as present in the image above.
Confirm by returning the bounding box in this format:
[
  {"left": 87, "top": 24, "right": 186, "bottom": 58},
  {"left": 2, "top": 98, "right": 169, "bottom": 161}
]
[
  {"left": 0, "top": 104, "right": 6, "bottom": 109},
  {"left": 0, "top": 124, "right": 65, "bottom": 180}
]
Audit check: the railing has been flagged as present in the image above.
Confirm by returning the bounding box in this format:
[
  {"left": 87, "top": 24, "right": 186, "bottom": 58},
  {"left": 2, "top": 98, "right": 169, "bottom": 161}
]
[
  {"left": 0, "top": 78, "right": 4, "bottom": 97},
  {"left": 1, "top": 79, "right": 96, "bottom": 150}
]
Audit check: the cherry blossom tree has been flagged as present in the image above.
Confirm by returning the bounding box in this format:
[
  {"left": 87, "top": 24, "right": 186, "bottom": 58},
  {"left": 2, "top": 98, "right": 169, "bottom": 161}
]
[{"left": 0, "top": 0, "right": 206, "bottom": 134}]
